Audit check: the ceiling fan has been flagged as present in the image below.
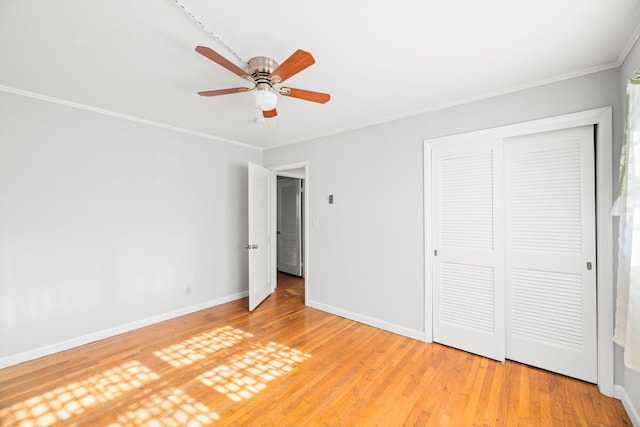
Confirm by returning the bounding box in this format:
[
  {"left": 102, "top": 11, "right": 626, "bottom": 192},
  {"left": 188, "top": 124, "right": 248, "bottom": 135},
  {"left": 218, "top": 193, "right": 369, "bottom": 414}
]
[{"left": 195, "top": 46, "right": 330, "bottom": 119}]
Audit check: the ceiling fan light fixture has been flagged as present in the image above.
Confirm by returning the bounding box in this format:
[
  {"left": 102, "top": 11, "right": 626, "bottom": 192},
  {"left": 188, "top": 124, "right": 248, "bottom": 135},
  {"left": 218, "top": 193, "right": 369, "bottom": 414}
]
[
  {"left": 196, "top": 46, "right": 330, "bottom": 119},
  {"left": 251, "top": 88, "right": 278, "bottom": 111}
]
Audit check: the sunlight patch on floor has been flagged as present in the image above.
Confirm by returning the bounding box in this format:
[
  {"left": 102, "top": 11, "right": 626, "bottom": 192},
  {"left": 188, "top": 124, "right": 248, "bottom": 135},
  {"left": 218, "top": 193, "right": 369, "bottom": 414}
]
[
  {"left": 154, "top": 325, "right": 253, "bottom": 367},
  {"left": 106, "top": 387, "right": 220, "bottom": 426},
  {"left": 197, "top": 342, "right": 311, "bottom": 402},
  {"left": 1, "top": 326, "right": 313, "bottom": 425},
  {"left": 0, "top": 360, "right": 158, "bottom": 426}
]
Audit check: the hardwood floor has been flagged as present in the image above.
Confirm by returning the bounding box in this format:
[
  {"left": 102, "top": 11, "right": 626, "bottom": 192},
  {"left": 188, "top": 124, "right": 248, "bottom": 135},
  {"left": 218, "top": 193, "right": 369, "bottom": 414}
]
[{"left": 0, "top": 273, "right": 632, "bottom": 426}]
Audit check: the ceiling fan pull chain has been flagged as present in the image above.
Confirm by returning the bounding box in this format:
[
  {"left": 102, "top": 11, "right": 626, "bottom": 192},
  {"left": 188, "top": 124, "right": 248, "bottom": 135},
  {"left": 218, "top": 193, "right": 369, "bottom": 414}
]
[{"left": 171, "top": 0, "right": 247, "bottom": 65}]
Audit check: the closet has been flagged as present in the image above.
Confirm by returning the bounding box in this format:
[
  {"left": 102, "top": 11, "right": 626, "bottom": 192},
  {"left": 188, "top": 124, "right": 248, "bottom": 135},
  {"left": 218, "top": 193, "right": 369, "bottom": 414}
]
[{"left": 430, "top": 125, "right": 597, "bottom": 383}]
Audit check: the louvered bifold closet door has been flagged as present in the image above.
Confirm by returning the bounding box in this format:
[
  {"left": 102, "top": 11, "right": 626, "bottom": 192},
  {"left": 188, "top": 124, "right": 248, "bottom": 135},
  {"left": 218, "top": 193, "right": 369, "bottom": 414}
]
[
  {"left": 504, "top": 126, "right": 597, "bottom": 383},
  {"left": 432, "top": 141, "right": 505, "bottom": 361}
]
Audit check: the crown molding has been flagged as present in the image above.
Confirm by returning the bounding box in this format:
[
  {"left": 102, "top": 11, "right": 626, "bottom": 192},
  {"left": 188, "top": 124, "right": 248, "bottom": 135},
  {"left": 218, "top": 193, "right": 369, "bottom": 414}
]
[{"left": 0, "top": 85, "right": 262, "bottom": 151}]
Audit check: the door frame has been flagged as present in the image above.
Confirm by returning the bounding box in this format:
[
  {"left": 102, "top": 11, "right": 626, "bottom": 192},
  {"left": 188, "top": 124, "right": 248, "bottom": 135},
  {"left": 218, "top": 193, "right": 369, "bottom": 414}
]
[
  {"left": 424, "top": 107, "right": 613, "bottom": 396},
  {"left": 269, "top": 161, "right": 309, "bottom": 302}
]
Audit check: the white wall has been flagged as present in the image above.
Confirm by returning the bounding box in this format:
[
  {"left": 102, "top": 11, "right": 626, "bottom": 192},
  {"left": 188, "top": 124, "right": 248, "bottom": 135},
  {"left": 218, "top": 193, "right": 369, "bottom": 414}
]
[
  {"left": 616, "top": 37, "right": 640, "bottom": 422},
  {"left": 265, "top": 68, "right": 620, "bottom": 336},
  {"left": 0, "top": 91, "right": 261, "bottom": 362},
  {"left": 270, "top": 123, "right": 427, "bottom": 337}
]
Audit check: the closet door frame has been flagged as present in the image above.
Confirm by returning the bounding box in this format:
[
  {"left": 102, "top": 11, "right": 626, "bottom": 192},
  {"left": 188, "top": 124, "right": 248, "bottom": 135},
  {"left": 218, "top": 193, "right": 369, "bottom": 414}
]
[{"left": 423, "top": 107, "right": 613, "bottom": 396}]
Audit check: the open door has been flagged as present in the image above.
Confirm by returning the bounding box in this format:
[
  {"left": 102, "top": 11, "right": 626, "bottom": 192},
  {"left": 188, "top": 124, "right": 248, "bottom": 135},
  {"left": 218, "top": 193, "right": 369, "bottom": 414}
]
[
  {"left": 248, "top": 162, "right": 272, "bottom": 311},
  {"left": 277, "top": 178, "right": 303, "bottom": 276}
]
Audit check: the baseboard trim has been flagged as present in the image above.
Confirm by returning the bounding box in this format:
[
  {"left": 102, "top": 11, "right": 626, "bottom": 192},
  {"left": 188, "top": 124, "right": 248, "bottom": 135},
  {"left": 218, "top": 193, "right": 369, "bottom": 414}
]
[
  {"left": 615, "top": 384, "right": 640, "bottom": 427},
  {"left": 306, "top": 299, "right": 426, "bottom": 342},
  {"left": 0, "top": 291, "right": 248, "bottom": 369}
]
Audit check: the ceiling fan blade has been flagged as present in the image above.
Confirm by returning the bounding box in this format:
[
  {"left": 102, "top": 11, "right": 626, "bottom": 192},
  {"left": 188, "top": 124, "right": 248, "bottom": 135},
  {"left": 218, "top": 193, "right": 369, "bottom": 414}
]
[
  {"left": 198, "top": 87, "right": 251, "bottom": 97},
  {"left": 263, "top": 108, "right": 278, "bottom": 118},
  {"left": 269, "top": 50, "right": 315, "bottom": 83},
  {"left": 280, "top": 87, "right": 330, "bottom": 104},
  {"left": 195, "top": 46, "right": 251, "bottom": 79}
]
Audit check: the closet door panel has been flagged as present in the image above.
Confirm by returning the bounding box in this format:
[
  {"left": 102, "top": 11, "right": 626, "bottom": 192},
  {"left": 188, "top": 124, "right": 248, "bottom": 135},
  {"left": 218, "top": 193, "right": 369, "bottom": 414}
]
[
  {"left": 432, "top": 141, "right": 504, "bottom": 361},
  {"left": 504, "top": 126, "right": 597, "bottom": 383}
]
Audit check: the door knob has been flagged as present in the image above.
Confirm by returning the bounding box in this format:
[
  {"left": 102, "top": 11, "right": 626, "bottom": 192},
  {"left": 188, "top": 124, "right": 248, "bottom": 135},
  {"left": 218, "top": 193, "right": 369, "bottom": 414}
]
[{"left": 245, "top": 244, "right": 251, "bottom": 249}]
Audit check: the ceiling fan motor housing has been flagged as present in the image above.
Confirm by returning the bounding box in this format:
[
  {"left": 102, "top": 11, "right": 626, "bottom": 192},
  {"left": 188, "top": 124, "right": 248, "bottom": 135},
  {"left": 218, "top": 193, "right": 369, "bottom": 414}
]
[
  {"left": 249, "top": 56, "right": 278, "bottom": 86},
  {"left": 249, "top": 57, "right": 279, "bottom": 110}
]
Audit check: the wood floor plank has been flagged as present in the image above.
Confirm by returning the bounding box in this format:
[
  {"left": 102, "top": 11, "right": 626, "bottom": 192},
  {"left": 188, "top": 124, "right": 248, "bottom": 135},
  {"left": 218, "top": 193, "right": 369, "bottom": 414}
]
[
  {"left": 519, "top": 363, "right": 530, "bottom": 421},
  {"left": 0, "top": 273, "right": 632, "bottom": 426},
  {"left": 480, "top": 361, "right": 500, "bottom": 426}
]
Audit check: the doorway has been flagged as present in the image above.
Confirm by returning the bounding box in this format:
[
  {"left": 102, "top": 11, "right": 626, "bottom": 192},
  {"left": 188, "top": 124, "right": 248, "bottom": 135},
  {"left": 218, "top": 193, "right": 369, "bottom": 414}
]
[
  {"left": 277, "top": 176, "right": 304, "bottom": 277},
  {"left": 269, "top": 162, "right": 309, "bottom": 303}
]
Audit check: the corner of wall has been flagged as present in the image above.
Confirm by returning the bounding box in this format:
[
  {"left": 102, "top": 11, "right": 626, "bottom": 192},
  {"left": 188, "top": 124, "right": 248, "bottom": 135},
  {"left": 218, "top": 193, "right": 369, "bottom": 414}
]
[{"left": 614, "top": 384, "right": 640, "bottom": 427}]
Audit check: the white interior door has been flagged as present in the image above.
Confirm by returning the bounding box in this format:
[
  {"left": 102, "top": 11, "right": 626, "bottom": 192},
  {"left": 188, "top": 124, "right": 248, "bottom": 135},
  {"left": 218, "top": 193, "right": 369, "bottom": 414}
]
[
  {"left": 277, "top": 178, "right": 302, "bottom": 276},
  {"left": 504, "top": 126, "right": 597, "bottom": 382},
  {"left": 432, "top": 140, "right": 505, "bottom": 361},
  {"left": 248, "top": 162, "right": 271, "bottom": 311}
]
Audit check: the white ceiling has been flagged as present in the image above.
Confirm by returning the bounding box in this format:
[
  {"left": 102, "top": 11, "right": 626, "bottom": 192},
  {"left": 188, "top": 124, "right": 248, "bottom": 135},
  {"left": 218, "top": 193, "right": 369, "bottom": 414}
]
[{"left": 1, "top": 0, "right": 639, "bottom": 150}]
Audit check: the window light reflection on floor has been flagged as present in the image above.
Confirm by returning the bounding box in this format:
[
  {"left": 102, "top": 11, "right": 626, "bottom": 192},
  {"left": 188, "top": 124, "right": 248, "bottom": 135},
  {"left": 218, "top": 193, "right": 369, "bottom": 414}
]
[
  {"left": 107, "top": 387, "right": 219, "bottom": 426},
  {"left": 154, "top": 326, "right": 253, "bottom": 367},
  {"left": 197, "top": 342, "right": 311, "bottom": 402},
  {"left": 2, "top": 327, "right": 312, "bottom": 425},
  {"left": 0, "top": 360, "right": 159, "bottom": 426}
]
